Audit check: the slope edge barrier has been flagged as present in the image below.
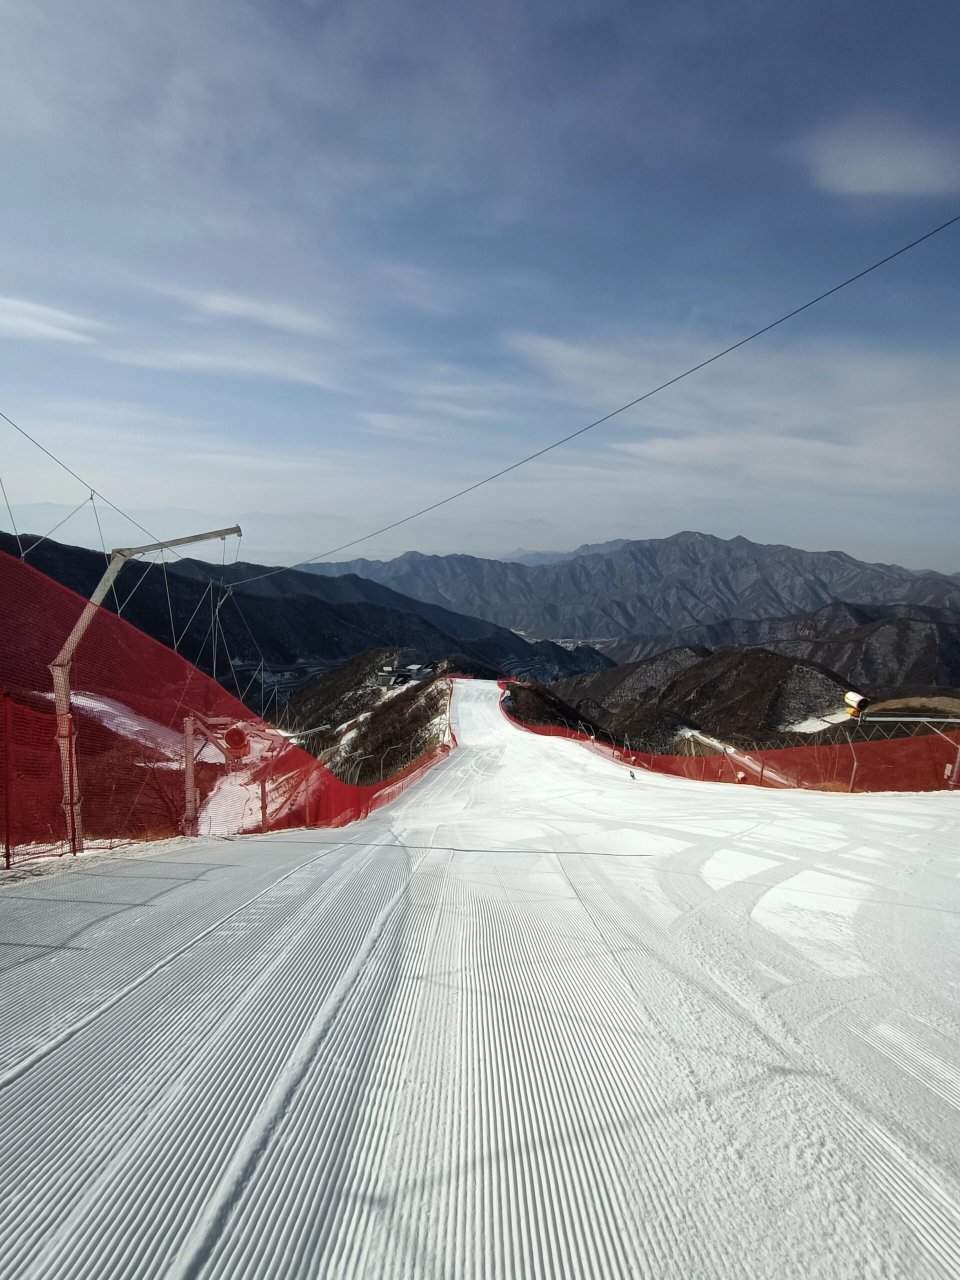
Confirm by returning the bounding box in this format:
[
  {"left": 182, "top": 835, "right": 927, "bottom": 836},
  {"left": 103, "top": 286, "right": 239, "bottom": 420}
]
[
  {"left": 0, "top": 551, "right": 454, "bottom": 866},
  {"left": 497, "top": 685, "right": 959, "bottom": 793}
]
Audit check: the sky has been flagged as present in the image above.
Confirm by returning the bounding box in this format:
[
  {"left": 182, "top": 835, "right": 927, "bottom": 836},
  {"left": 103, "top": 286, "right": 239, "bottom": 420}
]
[{"left": 0, "top": 0, "right": 958, "bottom": 572}]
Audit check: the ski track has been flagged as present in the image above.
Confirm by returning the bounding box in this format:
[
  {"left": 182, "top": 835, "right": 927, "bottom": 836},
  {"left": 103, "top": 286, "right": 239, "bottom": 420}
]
[{"left": 1, "top": 680, "right": 959, "bottom": 1278}]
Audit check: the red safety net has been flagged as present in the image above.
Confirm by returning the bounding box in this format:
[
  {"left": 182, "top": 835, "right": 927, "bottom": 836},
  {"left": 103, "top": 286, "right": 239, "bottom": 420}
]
[
  {"left": 499, "top": 692, "right": 960, "bottom": 794},
  {"left": 0, "top": 552, "right": 453, "bottom": 868}
]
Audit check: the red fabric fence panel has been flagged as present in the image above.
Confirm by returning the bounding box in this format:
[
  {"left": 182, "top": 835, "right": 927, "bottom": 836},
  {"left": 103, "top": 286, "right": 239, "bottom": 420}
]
[
  {"left": 0, "top": 551, "right": 453, "bottom": 866},
  {"left": 1, "top": 697, "right": 67, "bottom": 863},
  {"left": 498, "top": 693, "right": 960, "bottom": 794}
]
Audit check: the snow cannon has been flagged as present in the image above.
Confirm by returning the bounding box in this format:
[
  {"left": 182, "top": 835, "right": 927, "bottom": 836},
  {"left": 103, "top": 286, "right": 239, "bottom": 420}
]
[
  {"left": 223, "top": 725, "right": 251, "bottom": 761},
  {"left": 843, "top": 691, "right": 869, "bottom": 719}
]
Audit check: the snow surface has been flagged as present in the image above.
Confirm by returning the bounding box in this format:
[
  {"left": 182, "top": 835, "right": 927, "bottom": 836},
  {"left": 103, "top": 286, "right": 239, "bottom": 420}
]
[
  {"left": 39, "top": 690, "right": 183, "bottom": 757},
  {"left": 785, "top": 710, "right": 850, "bottom": 733},
  {"left": 39, "top": 690, "right": 223, "bottom": 763},
  {"left": 682, "top": 726, "right": 796, "bottom": 787},
  {"left": 1, "top": 679, "right": 959, "bottom": 1278}
]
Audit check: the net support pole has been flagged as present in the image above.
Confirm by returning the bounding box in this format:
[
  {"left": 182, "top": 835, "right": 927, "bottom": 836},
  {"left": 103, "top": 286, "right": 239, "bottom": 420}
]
[
  {"left": 3, "top": 697, "right": 12, "bottom": 869},
  {"left": 49, "top": 663, "right": 83, "bottom": 854},
  {"left": 183, "top": 715, "right": 198, "bottom": 837},
  {"left": 49, "top": 562, "right": 128, "bottom": 855},
  {"left": 46, "top": 525, "right": 240, "bottom": 857}
]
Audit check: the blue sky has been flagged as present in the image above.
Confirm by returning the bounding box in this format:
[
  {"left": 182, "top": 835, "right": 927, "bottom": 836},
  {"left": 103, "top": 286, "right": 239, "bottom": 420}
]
[{"left": 0, "top": 0, "right": 958, "bottom": 570}]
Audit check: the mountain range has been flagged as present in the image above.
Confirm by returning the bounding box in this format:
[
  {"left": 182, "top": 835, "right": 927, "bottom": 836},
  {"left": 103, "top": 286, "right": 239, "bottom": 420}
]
[
  {"left": 600, "top": 602, "right": 960, "bottom": 689},
  {"left": 554, "top": 647, "right": 858, "bottom": 750},
  {"left": 0, "top": 532, "right": 610, "bottom": 695},
  {"left": 6, "top": 527, "right": 959, "bottom": 714},
  {"left": 305, "top": 531, "right": 960, "bottom": 641},
  {"left": 501, "top": 539, "right": 632, "bottom": 566}
]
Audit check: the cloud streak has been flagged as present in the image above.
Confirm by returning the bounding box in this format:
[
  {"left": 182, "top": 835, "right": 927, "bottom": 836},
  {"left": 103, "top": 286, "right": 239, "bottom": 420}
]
[
  {"left": 102, "top": 343, "right": 341, "bottom": 389},
  {"left": 799, "top": 112, "right": 960, "bottom": 197},
  {"left": 0, "top": 297, "right": 106, "bottom": 344},
  {"left": 0, "top": 1, "right": 958, "bottom": 572},
  {"left": 152, "top": 284, "right": 336, "bottom": 336}
]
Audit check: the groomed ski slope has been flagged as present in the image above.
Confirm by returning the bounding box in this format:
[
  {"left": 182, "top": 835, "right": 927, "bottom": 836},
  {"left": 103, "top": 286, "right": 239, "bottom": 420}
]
[{"left": 2, "top": 678, "right": 959, "bottom": 1279}]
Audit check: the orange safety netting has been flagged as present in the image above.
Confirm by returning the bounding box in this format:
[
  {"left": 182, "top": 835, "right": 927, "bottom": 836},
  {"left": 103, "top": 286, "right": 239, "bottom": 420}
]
[{"left": 0, "top": 552, "right": 452, "bottom": 867}]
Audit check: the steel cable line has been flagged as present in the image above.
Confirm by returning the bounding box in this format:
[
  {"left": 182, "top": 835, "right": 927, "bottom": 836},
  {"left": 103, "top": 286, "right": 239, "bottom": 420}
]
[
  {"left": 0, "top": 409, "right": 180, "bottom": 552},
  {"left": 0, "top": 408, "right": 252, "bottom": 693},
  {"left": 20, "top": 494, "right": 93, "bottom": 559},
  {"left": 158, "top": 549, "right": 179, "bottom": 650},
  {"left": 113, "top": 601, "right": 222, "bottom": 840},
  {"left": 223, "top": 590, "right": 286, "bottom": 718},
  {"left": 0, "top": 407, "right": 233, "bottom": 592},
  {"left": 175, "top": 581, "right": 215, "bottom": 651},
  {"left": 228, "top": 211, "right": 960, "bottom": 585},
  {"left": 116, "top": 551, "right": 164, "bottom": 616},
  {"left": 2, "top": 211, "right": 957, "bottom": 595},
  {"left": 0, "top": 467, "right": 23, "bottom": 557},
  {"left": 90, "top": 492, "right": 123, "bottom": 615}
]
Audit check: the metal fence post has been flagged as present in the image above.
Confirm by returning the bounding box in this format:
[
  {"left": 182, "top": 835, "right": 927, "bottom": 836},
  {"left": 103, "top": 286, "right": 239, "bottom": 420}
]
[
  {"left": 65, "top": 718, "right": 81, "bottom": 855},
  {"left": 3, "top": 698, "right": 12, "bottom": 870},
  {"left": 380, "top": 743, "right": 403, "bottom": 779},
  {"left": 846, "top": 726, "right": 859, "bottom": 793},
  {"left": 182, "top": 715, "right": 198, "bottom": 837}
]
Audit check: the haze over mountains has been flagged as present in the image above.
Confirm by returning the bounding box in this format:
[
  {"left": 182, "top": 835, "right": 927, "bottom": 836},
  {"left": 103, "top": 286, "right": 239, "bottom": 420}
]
[
  {"left": 0, "top": 533, "right": 608, "bottom": 692},
  {"left": 307, "top": 532, "right": 960, "bottom": 641},
  {"left": 501, "top": 539, "right": 632, "bottom": 566},
  {"left": 6, "top": 527, "right": 959, "bottom": 711}
]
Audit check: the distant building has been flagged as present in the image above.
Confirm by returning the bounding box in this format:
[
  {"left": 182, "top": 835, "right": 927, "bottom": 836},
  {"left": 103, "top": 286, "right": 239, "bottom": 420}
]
[{"left": 375, "top": 657, "right": 434, "bottom": 688}]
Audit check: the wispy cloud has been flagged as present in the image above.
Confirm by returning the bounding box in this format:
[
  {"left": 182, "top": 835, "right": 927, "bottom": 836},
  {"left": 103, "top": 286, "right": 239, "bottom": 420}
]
[
  {"left": 1, "top": 2, "right": 958, "bottom": 571},
  {"left": 372, "top": 260, "right": 542, "bottom": 317},
  {"left": 799, "top": 112, "right": 960, "bottom": 196},
  {"left": 361, "top": 411, "right": 442, "bottom": 441},
  {"left": 0, "top": 296, "right": 106, "bottom": 344},
  {"left": 504, "top": 330, "right": 691, "bottom": 408},
  {"left": 373, "top": 263, "right": 459, "bottom": 315},
  {"left": 151, "top": 284, "right": 335, "bottom": 336},
  {"left": 612, "top": 407, "right": 960, "bottom": 496},
  {"left": 102, "top": 344, "right": 340, "bottom": 389},
  {"left": 507, "top": 326, "right": 960, "bottom": 493}
]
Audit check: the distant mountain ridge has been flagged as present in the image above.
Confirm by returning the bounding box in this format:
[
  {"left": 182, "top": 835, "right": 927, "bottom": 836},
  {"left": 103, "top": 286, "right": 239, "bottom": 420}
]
[
  {"left": 501, "top": 539, "right": 631, "bottom": 566},
  {"left": 0, "top": 533, "right": 610, "bottom": 693},
  {"left": 600, "top": 601, "right": 960, "bottom": 688},
  {"left": 554, "top": 647, "right": 857, "bottom": 751},
  {"left": 306, "top": 532, "right": 960, "bottom": 640}
]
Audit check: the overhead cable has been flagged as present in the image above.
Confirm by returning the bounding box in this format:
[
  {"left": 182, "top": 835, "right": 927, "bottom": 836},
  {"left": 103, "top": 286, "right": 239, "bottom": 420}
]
[
  {"left": 232, "top": 210, "right": 960, "bottom": 585},
  {"left": 22, "top": 494, "right": 93, "bottom": 560},
  {"left": 116, "top": 553, "right": 160, "bottom": 616},
  {"left": 0, "top": 468, "right": 23, "bottom": 557},
  {"left": 159, "top": 549, "right": 177, "bottom": 650},
  {"left": 0, "top": 407, "right": 227, "bottom": 586},
  {"left": 2, "top": 211, "right": 957, "bottom": 596},
  {"left": 175, "top": 581, "right": 215, "bottom": 651},
  {"left": 90, "top": 492, "right": 122, "bottom": 614}
]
